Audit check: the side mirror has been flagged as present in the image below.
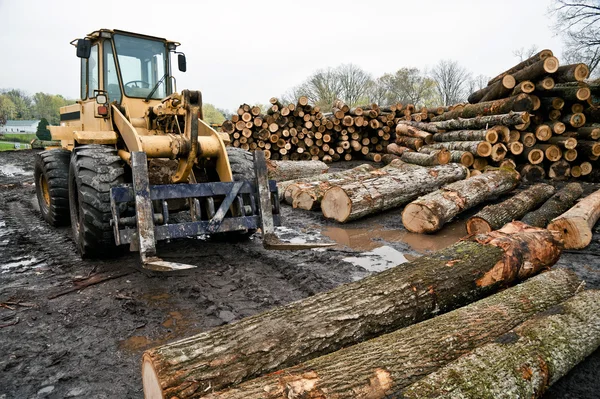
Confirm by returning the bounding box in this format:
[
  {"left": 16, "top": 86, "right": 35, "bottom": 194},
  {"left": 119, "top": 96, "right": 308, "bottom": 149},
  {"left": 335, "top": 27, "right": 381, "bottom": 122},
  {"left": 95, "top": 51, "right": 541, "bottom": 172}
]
[
  {"left": 76, "top": 39, "right": 92, "bottom": 59},
  {"left": 178, "top": 53, "right": 187, "bottom": 72}
]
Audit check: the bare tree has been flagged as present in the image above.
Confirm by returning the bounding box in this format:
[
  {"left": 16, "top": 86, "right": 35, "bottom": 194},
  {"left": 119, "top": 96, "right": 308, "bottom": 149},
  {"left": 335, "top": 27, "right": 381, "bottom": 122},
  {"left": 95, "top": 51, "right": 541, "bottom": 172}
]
[
  {"left": 431, "top": 60, "right": 471, "bottom": 105},
  {"left": 466, "top": 74, "right": 490, "bottom": 95},
  {"left": 336, "top": 64, "right": 373, "bottom": 107},
  {"left": 513, "top": 45, "right": 539, "bottom": 62},
  {"left": 366, "top": 78, "right": 390, "bottom": 106},
  {"left": 552, "top": 0, "right": 600, "bottom": 75}
]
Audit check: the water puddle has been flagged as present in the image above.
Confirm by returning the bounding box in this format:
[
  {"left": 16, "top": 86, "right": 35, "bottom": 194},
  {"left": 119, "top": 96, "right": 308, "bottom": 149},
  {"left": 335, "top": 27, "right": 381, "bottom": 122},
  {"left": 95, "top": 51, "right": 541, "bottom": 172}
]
[
  {"left": 342, "top": 245, "right": 411, "bottom": 272},
  {"left": 1, "top": 256, "right": 46, "bottom": 273},
  {"left": 0, "top": 164, "right": 28, "bottom": 177}
]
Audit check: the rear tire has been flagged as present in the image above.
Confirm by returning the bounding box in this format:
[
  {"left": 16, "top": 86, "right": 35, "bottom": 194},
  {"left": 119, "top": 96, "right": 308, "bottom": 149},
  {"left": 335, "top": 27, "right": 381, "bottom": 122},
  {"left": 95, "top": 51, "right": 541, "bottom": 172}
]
[
  {"left": 34, "top": 149, "right": 71, "bottom": 226},
  {"left": 68, "top": 145, "right": 126, "bottom": 258}
]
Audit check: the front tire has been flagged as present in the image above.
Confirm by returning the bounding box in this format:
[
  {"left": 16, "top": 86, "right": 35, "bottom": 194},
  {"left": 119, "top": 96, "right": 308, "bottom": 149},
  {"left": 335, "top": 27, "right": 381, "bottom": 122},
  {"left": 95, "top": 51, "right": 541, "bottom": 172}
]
[
  {"left": 68, "top": 145, "right": 126, "bottom": 258},
  {"left": 34, "top": 149, "right": 71, "bottom": 226}
]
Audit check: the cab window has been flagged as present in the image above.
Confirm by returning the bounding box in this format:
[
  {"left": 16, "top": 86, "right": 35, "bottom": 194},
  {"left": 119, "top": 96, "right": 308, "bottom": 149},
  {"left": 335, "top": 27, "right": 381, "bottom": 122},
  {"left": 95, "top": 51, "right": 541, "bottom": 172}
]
[
  {"left": 104, "top": 43, "right": 122, "bottom": 103},
  {"left": 88, "top": 44, "right": 99, "bottom": 98}
]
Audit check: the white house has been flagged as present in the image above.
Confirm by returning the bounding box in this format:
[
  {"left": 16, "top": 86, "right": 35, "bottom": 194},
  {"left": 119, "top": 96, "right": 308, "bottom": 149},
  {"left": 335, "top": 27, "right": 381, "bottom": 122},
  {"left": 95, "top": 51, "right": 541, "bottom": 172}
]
[{"left": 0, "top": 120, "right": 41, "bottom": 134}]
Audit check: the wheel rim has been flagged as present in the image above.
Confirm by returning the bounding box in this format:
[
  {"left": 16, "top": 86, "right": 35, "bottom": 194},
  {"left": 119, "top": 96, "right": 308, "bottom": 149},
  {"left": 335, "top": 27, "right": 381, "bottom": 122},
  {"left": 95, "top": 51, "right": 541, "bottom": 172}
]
[{"left": 39, "top": 174, "right": 51, "bottom": 210}]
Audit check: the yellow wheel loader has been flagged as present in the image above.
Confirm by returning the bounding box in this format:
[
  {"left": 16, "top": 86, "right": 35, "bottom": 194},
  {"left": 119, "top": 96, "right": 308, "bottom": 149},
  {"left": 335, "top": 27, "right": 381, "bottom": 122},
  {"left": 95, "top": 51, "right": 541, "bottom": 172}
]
[{"left": 34, "top": 29, "right": 327, "bottom": 271}]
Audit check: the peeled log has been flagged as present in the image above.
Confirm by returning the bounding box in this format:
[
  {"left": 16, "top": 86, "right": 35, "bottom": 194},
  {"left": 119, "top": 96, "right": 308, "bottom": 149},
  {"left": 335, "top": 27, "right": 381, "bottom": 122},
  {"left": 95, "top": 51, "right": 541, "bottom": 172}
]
[
  {"left": 521, "top": 183, "right": 584, "bottom": 228},
  {"left": 548, "top": 188, "right": 600, "bottom": 249},
  {"left": 488, "top": 49, "right": 553, "bottom": 86},
  {"left": 431, "top": 95, "right": 533, "bottom": 122},
  {"left": 402, "top": 290, "right": 600, "bottom": 399},
  {"left": 466, "top": 184, "right": 555, "bottom": 234},
  {"left": 142, "top": 223, "right": 564, "bottom": 399},
  {"left": 420, "top": 141, "right": 492, "bottom": 157},
  {"left": 432, "top": 129, "right": 497, "bottom": 143},
  {"left": 321, "top": 163, "right": 468, "bottom": 223},
  {"left": 201, "top": 268, "right": 577, "bottom": 399},
  {"left": 266, "top": 160, "right": 328, "bottom": 182},
  {"left": 402, "top": 169, "right": 520, "bottom": 233}
]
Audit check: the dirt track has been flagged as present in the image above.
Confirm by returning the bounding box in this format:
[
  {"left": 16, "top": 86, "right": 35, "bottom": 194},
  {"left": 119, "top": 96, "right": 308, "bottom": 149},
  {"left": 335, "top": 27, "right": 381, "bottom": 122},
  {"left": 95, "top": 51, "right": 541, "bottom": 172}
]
[{"left": 0, "top": 149, "right": 599, "bottom": 398}]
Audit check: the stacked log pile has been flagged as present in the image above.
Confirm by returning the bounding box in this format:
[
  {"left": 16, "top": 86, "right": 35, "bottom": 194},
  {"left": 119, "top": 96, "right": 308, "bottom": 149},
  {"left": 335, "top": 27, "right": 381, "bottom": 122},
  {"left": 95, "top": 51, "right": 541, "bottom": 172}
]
[{"left": 393, "top": 50, "right": 600, "bottom": 179}]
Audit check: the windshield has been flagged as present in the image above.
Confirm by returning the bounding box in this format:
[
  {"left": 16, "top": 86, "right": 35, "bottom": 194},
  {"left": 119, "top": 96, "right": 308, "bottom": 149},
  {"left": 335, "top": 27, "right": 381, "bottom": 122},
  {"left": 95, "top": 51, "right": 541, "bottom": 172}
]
[{"left": 113, "top": 34, "right": 168, "bottom": 99}]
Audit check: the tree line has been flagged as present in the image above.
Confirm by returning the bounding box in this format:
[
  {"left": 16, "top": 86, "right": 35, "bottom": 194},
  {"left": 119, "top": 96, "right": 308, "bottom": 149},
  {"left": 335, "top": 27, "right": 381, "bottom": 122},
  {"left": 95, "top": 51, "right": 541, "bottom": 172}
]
[{"left": 0, "top": 89, "right": 75, "bottom": 126}]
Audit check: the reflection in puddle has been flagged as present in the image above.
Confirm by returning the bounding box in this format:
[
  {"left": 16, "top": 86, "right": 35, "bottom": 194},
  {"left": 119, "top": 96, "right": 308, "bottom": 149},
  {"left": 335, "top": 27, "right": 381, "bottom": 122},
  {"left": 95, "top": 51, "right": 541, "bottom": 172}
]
[
  {"left": 1, "top": 256, "right": 46, "bottom": 273},
  {"left": 342, "top": 246, "right": 410, "bottom": 272},
  {"left": 0, "top": 164, "right": 28, "bottom": 177},
  {"left": 322, "top": 220, "right": 466, "bottom": 254}
]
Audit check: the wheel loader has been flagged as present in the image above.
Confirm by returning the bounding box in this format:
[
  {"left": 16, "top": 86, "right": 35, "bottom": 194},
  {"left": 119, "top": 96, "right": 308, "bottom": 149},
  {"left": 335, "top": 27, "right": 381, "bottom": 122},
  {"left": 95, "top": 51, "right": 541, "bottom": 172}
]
[{"left": 34, "top": 29, "right": 327, "bottom": 271}]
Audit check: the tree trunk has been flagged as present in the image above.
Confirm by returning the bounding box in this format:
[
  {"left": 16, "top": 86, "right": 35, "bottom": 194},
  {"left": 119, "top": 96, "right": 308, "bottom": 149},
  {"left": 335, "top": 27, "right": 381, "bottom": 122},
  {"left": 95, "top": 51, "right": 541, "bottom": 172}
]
[
  {"left": 419, "top": 112, "right": 529, "bottom": 131},
  {"left": 386, "top": 143, "right": 413, "bottom": 156},
  {"left": 521, "top": 183, "right": 584, "bottom": 228},
  {"left": 469, "top": 75, "right": 516, "bottom": 104},
  {"left": 421, "top": 141, "right": 492, "bottom": 157},
  {"left": 521, "top": 132, "right": 536, "bottom": 147},
  {"left": 466, "top": 184, "right": 555, "bottom": 234},
  {"left": 537, "top": 83, "right": 591, "bottom": 102},
  {"left": 449, "top": 150, "right": 474, "bottom": 167},
  {"left": 279, "top": 164, "right": 374, "bottom": 204},
  {"left": 402, "top": 169, "right": 520, "bottom": 233},
  {"left": 141, "top": 223, "right": 564, "bottom": 399},
  {"left": 553, "top": 63, "right": 590, "bottom": 83},
  {"left": 547, "top": 136, "right": 577, "bottom": 150},
  {"left": 431, "top": 95, "right": 533, "bottom": 122},
  {"left": 580, "top": 161, "right": 593, "bottom": 175},
  {"left": 266, "top": 160, "right": 328, "bottom": 182},
  {"left": 511, "top": 80, "right": 535, "bottom": 96},
  {"left": 199, "top": 269, "right": 578, "bottom": 399},
  {"left": 381, "top": 154, "right": 401, "bottom": 164},
  {"left": 400, "top": 150, "right": 449, "bottom": 166},
  {"left": 548, "top": 188, "right": 600, "bottom": 249},
  {"left": 487, "top": 49, "right": 553, "bottom": 86},
  {"left": 511, "top": 56, "right": 559, "bottom": 83},
  {"left": 518, "top": 164, "right": 546, "bottom": 182},
  {"left": 401, "top": 290, "right": 600, "bottom": 399},
  {"left": 548, "top": 160, "right": 572, "bottom": 180},
  {"left": 547, "top": 120, "right": 566, "bottom": 134},
  {"left": 321, "top": 163, "right": 468, "bottom": 223},
  {"left": 432, "top": 129, "right": 497, "bottom": 143},
  {"left": 396, "top": 124, "right": 434, "bottom": 143}
]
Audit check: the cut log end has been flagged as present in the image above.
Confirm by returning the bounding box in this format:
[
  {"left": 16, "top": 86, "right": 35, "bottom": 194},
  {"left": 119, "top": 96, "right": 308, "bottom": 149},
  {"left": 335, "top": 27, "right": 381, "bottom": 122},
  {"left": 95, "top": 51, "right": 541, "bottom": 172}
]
[
  {"left": 402, "top": 203, "right": 441, "bottom": 234},
  {"left": 321, "top": 187, "right": 352, "bottom": 223},
  {"left": 142, "top": 357, "right": 163, "bottom": 399},
  {"left": 548, "top": 217, "right": 592, "bottom": 249},
  {"left": 466, "top": 217, "right": 492, "bottom": 235}
]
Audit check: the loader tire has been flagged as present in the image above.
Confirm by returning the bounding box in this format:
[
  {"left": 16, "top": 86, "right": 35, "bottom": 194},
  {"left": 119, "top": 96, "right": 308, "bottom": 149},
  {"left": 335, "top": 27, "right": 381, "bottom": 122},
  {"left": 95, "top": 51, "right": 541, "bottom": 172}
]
[
  {"left": 227, "top": 147, "right": 255, "bottom": 181},
  {"left": 34, "top": 149, "right": 71, "bottom": 226},
  {"left": 68, "top": 145, "right": 126, "bottom": 258}
]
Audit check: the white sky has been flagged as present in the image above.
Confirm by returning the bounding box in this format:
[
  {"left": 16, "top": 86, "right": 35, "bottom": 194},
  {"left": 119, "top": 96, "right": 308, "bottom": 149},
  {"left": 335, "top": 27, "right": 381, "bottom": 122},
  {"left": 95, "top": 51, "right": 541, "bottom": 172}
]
[{"left": 0, "top": 0, "right": 564, "bottom": 111}]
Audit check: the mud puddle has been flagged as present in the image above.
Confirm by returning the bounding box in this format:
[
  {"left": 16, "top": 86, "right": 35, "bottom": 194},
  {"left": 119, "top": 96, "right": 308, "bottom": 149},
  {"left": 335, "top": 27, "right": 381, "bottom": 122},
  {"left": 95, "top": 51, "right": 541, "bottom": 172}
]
[
  {"left": 342, "top": 245, "right": 411, "bottom": 272},
  {"left": 0, "top": 164, "right": 29, "bottom": 177}
]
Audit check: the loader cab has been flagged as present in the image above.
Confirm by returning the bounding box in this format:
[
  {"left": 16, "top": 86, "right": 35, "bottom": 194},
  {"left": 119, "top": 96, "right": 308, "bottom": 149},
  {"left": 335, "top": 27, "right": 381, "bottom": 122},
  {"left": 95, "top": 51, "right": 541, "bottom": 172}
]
[{"left": 75, "top": 29, "right": 184, "bottom": 117}]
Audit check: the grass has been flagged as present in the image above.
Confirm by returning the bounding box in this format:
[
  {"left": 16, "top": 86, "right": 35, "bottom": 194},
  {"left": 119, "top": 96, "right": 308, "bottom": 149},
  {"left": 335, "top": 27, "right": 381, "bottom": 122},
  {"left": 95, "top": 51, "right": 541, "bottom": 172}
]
[
  {"left": 0, "top": 142, "right": 18, "bottom": 151},
  {"left": 0, "top": 133, "right": 37, "bottom": 143}
]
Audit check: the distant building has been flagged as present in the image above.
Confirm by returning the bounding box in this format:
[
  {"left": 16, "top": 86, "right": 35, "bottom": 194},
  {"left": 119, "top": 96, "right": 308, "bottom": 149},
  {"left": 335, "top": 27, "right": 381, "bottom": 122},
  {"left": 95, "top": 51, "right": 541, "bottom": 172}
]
[{"left": 0, "top": 120, "right": 41, "bottom": 134}]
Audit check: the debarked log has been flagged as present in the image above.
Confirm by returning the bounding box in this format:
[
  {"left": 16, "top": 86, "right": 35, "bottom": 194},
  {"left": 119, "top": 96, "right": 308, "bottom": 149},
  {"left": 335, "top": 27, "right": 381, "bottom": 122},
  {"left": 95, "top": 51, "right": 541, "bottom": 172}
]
[{"left": 548, "top": 188, "right": 600, "bottom": 249}]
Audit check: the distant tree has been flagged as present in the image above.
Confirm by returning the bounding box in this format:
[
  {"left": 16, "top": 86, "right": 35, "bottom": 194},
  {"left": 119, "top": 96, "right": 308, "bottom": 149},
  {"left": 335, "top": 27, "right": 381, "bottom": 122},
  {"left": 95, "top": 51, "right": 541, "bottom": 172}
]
[
  {"left": 3, "top": 89, "right": 33, "bottom": 119},
  {"left": 552, "top": 0, "right": 600, "bottom": 75},
  {"left": 36, "top": 118, "right": 51, "bottom": 140},
  {"left": 377, "top": 68, "right": 437, "bottom": 107},
  {"left": 31, "top": 92, "right": 74, "bottom": 125},
  {"left": 466, "top": 74, "right": 490, "bottom": 95},
  {"left": 366, "top": 77, "right": 390, "bottom": 106},
  {"left": 216, "top": 107, "right": 234, "bottom": 120},
  {"left": 513, "top": 45, "right": 539, "bottom": 62},
  {"left": 335, "top": 64, "right": 373, "bottom": 107},
  {"left": 431, "top": 60, "right": 471, "bottom": 105},
  {"left": 0, "top": 95, "right": 17, "bottom": 121},
  {"left": 202, "top": 103, "right": 225, "bottom": 125},
  {"left": 301, "top": 68, "right": 343, "bottom": 111}
]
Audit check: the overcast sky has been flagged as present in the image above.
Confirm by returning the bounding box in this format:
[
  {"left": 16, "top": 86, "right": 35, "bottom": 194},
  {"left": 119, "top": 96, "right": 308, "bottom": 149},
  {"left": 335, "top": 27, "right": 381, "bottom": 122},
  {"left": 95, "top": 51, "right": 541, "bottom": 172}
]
[{"left": 0, "top": 0, "right": 564, "bottom": 111}]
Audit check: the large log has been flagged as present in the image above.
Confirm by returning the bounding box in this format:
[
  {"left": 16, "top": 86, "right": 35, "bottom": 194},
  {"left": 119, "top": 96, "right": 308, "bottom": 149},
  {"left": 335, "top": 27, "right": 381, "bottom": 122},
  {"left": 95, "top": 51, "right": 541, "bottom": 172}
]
[
  {"left": 431, "top": 95, "right": 533, "bottom": 122},
  {"left": 553, "top": 63, "right": 590, "bottom": 83},
  {"left": 449, "top": 150, "right": 475, "bottom": 167},
  {"left": 466, "top": 184, "right": 555, "bottom": 234},
  {"left": 432, "top": 129, "right": 497, "bottom": 143},
  {"left": 279, "top": 164, "right": 374, "bottom": 204},
  {"left": 400, "top": 150, "right": 450, "bottom": 166},
  {"left": 488, "top": 49, "right": 553, "bottom": 86},
  {"left": 521, "top": 183, "right": 584, "bottom": 227},
  {"left": 468, "top": 75, "right": 516, "bottom": 104},
  {"left": 548, "top": 188, "right": 600, "bottom": 249},
  {"left": 401, "top": 290, "right": 600, "bottom": 399},
  {"left": 142, "top": 223, "right": 564, "bottom": 399},
  {"left": 321, "top": 163, "right": 468, "bottom": 223},
  {"left": 537, "top": 83, "right": 591, "bottom": 102},
  {"left": 402, "top": 169, "right": 520, "bottom": 233},
  {"left": 200, "top": 268, "right": 577, "bottom": 399},
  {"left": 396, "top": 120, "right": 439, "bottom": 133},
  {"left": 511, "top": 56, "right": 559, "bottom": 83},
  {"left": 266, "top": 160, "right": 328, "bottom": 181},
  {"left": 395, "top": 124, "right": 434, "bottom": 143},
  {"left": 415, "top": 112, "right": 529, "bottom": 132},
  {"left": 575, "top": 124, "right": 600, "bottom": 140},
  {"left": 420, "top": 141, "right": 492, "bottom": 157}
]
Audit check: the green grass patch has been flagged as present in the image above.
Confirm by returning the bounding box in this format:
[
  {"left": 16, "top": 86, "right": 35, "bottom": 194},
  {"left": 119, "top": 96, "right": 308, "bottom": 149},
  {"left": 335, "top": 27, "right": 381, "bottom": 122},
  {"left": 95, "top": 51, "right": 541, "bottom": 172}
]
[
  {"left": 0, "top": 133, "right": 37, "bottom": 143},
  {"left": 0, "top": 142, "right": 18, "bottom": 151}
]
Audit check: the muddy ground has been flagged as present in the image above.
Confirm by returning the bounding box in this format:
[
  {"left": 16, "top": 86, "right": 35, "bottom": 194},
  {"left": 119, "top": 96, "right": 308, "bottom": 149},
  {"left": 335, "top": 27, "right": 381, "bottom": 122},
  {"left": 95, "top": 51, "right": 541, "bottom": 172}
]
[{"left": 0, "top": 149, "right": 598, "bottom": 398}]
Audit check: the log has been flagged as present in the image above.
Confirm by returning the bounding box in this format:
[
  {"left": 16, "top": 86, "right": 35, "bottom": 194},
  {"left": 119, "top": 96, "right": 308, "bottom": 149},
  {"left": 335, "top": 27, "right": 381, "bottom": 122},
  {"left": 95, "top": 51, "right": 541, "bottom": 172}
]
[
  {"left": 534, "top": 143, "right": 562, "bottom": 162},
  {"left": 432, "top": 129, "right": 497, "bottom": 143},
  {"left": 562, "top": 112, "right": 586, "bottom": 128},
  {"left": 395, "top": 136, "right": 424, "bottom": 150},
  {"left": 488, "top": 49, "right": 553, "bottom": 86},
  {"left": 396, "top": 120, "right": 438, "bottom": 134},
  {"left": 402, "top": 169, "right": 520, "bottom": 233},
  {"left": 401, "top": 290, "right": 600, "bottom": 399},
  {"left": 536, "top": 76, "right": 555, "bottom": 91},
  {"left": 431, "top": 95, "right": 533, "bottom": 122},
  {"left": 511, "top": 56, "right": 560, "bottom": 83},
  {"left": 142, "top": 223, "right": 564, "bottom": 399},
  {"left": 469, "top": 75, "right": 516, "bottom": 104},
  {"left": 521, "top": 183, "right": 584, "bottom": 228},
  {"left": 279, "top": 164, "right": 374, "bottom": 204},
  {"left": 490, "top": 143, "right": 507, "bottom": 162},
  {"left": 564, "top": 148, "right": 578, "bottom": 162},
  {"left": 547, "top": 136, "right": 577, "bottom": 149},
  {"left": 419, "top": 112, "right": 529, "bottom": 131},
  {"left": 400, "top": 150, "right": 450, "bottom": 166},
  {"left": 421, "top": 141, "right": 492, "bottom": 157},
  {"left": 449, "top": 150, "right": 474, "bottom": 167},
  {"left": 580, "top": 161, "right": 593, "bottom": 175},
  {"left": 200, "top": 268, "right": 578, "bottom": 399},
  {"left": 577, "top": 140, "right": 600, "bottom": 157},
  {"left": 321, "top": 163, "right": 468, "bottom": 223},
  {"left": 535, "top": 124, "right": 552, "bottom": 141},
  {"left": 508, "top": 141, "right": 524, "bottom": 155},
  {"left": 553, "top": 63, "right": 590, "bottom": 83},
  {"left": 381, "top": 154, "right": 401, "bottom": 164},
  {"left": 266, "top": 160, "right": 328, "bottom": 182},
  {"left": 518, "top": 164, "right": 546, "bottom": 182},
  {"left": 395, "top": 124, "right": 434, "bottom": 143},
  {"left": 547, "top": 120, "right": 566, "bottom": 134},
  {"left": 466, "top": 184, "right": 555, "bottom": 234},
  {"left": 538, "top": 83, "right": 591, "bottom": 102},
  {"left": 386, "top": 143, "right": 413, "bottom": 156},
  {"left": 523, "top": 147, "right": 544, "bottom": 164},
  {"left": 521, "top": 132, "right": 536, "bottom": 147},
  {"left": 548, "top": 188, "right": 600, "bottom": 249},
  {"left": 511, "top": 80, "right": 535, "bottom": 96},
  {"left": 548, "top": 160, "right": 572, "bottom": 180}
]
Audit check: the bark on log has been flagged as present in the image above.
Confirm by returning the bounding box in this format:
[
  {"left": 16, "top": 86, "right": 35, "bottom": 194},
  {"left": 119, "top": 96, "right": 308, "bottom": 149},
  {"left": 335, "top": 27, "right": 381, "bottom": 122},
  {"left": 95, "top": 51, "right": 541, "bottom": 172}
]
[
  {"left": 548, "top": 188, "right": 600, "bottom": 249},
  {"left": 511, "top": 56, "right": 560, "bottom": 83},
  {"left": 466, "top": 184, "right": 555, "bottom": 234},
  {"left": 538, "top": 83, "right": 591, "bottom": 102},
  {"left": 469, "top": 75, "right": 516, "bottom": 104},
  {"left": 431, "top": 95, "right": 533, "bottom": 122},
  {"left": 400, "top": 150, "right": 449, "bottom": 166},
  {"left": 395, "top": 136, "right": 424, "bottom": 150},
  {"left": 395, "top": 124, "right": 434, "bottom": 143},
  {"left": 142, "top": 223, "right": 564, "bottom": 399},
  {"left": 577, "top": 140, "right": 600, "bottom": 157},
  {"left": 553, "top": 63, "right": 590, "bottom": 83},
  {"left": 402, "top": 169, "right": 520, "bottom": 233},
  {"left": 449, "top": 150, "right": 474, "bottom": 167},
  {"left": 321, "top": 163, "right": 468, "bottom": 223},
  {"left": 418, "top": 112, "right": 529, "bottom": 131},
  {"left": 381, "top": 154, "right": 401, "bottom": 164},
  {"left": 396, "top": 120, "right": 438, "bottom": 133},
  {"left": 421, "top": 141, "right": 492, "bottom": 157},
  {"left": 266, "top": 160, "right": 328, "bottom": 182},
  {"left": 200, "top": 268, "right": 577, "bottom": 399},
  {"left": 401, "top": 290, "right": 600, "bottom": 399},
  {"left": 432, "top": 129, "right": 497, "bottom": 143},
  {"left": 386, "top": 143, "right": 413, "bottom": 156},
  {"left": 511, "top": 80, "right": 535, "bottom": 96},
  {"left": 279, "top": 164, "right": 374, "bottom": 204},
  {"left": 488, "top": 49, "right": 553, "bottom": 86},
  {"left": 521, "top": 183, "right": 584, "bottom": 228},
  {"left": 547, "top": 136, "right": 577, "bottom": 149}
]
